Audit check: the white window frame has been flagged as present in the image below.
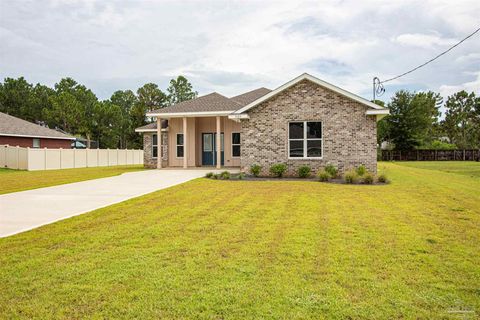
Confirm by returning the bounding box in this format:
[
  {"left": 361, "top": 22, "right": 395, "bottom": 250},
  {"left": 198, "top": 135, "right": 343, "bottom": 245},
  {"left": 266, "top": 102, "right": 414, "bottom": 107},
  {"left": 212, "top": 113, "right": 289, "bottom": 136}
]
[
  {"left": 287, "top": 121, "right": 323, "bottom": 159},
  {"left": 231, "top": 132, "right": 241, "bottom": 158},
  {"left": 152, "top": 134, "right": 158, "bottom": 159},
  {"left": 176, "top": 133, "right": 184, "bottom": 158},
  {"left": 32, "top": 138, "right": 40, "bottom": 148}
]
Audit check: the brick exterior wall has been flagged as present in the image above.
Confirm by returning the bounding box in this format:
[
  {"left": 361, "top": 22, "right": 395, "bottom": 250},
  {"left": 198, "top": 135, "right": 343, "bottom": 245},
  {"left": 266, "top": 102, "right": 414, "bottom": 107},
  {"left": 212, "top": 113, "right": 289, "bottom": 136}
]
[
  {"left": 143, "top": 132, "right": 168, "bottom": 168},
  {"left": 0, "top": 136, "right": 72, "bottom": 148},
  {"left": 240, "top": 79, "right": 377, "bottom": 176}
]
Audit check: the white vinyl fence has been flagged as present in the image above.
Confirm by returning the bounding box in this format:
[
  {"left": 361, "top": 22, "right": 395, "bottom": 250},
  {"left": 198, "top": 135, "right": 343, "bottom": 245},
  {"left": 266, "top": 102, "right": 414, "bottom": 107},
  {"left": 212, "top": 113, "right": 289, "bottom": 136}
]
[{"left": 0, "top": 145, "right": 143, "bottom": 171}]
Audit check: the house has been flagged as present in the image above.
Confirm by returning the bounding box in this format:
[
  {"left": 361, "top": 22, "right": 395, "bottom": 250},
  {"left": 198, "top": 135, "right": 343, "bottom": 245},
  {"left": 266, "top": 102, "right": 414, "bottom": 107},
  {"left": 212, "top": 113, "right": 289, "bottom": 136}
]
[
  {"left": 135, "top": 73, "right": 389, "bottom": 175},
  {"left": 0, "top": 112, "right": 75, "bottom": 148}
]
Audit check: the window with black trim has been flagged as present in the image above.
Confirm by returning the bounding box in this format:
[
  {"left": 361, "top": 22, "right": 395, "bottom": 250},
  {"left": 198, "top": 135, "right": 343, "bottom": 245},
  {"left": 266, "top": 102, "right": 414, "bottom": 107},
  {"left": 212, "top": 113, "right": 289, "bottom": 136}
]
[
  {"left": 176, "top": 133, "right": 184, "bottom": 158},
  {"left": 288, "top": 121, "right": 322, "bottom": 158},
  {"left": 232, "top": 132, "right": 241, "bottom": 157},
  {"left": 152, "top": 134, "right": 158, "bottom": 158}
]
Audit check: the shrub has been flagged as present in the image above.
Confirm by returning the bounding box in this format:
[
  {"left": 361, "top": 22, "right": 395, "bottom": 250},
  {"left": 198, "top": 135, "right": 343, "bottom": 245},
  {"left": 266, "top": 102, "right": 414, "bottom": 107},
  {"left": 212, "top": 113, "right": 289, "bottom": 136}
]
[
  {"left": 238, "top": 172, "right": 245, "bottom": 180},
  {"left": 220, "top": 171, "right": 230, "bottom": 180},
  {"left": 212, "top": 174, "right": 219, "bottom": 180},
  {"left": 377, "top": 173, "right": 388, "bottom": 183},
  {"left": 344, "top": 170, "right": 358, "bottom": 184},
  {"left": 269, "top": 163, "right": 287, "bottom": 178},
  {"left": 356, "top": 165, "right": 366, "bottom": 176},
  {"left": 324, "top": 164, "right": 338, "bottom": 178},
  {"left": 250, "top": 164, "right": 261, "bottom": 177},
  {"left": 298, "top": 165, "right": 311, "bottom": 178},
  {"left": 205, "top": 172, "right": 214, "bottom": 178},
  {"left": 317, "top": 169, "right": 331, "bottom": 182},
  {"left": 362, "top": 172, "right": 374, "bottom": 184}
]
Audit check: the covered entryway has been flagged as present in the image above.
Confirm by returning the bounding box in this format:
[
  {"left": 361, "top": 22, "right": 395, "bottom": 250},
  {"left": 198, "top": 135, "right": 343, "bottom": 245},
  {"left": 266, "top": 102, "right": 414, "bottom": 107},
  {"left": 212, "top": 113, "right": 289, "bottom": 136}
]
[{"left": 202, "top": 133, "right": 224, "bottom": 166}]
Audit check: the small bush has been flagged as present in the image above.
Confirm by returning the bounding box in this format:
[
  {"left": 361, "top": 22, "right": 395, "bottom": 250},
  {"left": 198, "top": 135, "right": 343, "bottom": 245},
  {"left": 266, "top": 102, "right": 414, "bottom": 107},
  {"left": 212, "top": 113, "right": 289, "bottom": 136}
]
[
  {"left": 356, "top": 165, "right": 367, "bottom": 176},
  {"left": 220, "top": 171, "right": 230, "bottom": 180},
  {"left": 250, "top": 164, "right": 261, "bottom": 177},
  {"left": 362, "top": 172, "right": 374, "bottom": 184},
  {"left": 238, "top": 172, "right": 245, "bottom": 180},
  {"left": 344, "top": 170, "right": 358, "bottom": 184},
  {"left": 324, "top": 164, "right": 338, "bottom": 178},
  {"left": 269, "top": 163, "right": 287, "bottom": 178},
  {"left": 377, "top": 173, "right": 388, "bottom": 183},
  {"left": 205, "top": 172, "right": 214, "bottom": 178},
  {"left": 298, "top": 165, "right": 311, "bottom": 178},
  {"left": 212, "top": 174, "right": 219, "bottom": 180},
  {"left": 317, "top": 169, "right": 331, "bottom": 182}
]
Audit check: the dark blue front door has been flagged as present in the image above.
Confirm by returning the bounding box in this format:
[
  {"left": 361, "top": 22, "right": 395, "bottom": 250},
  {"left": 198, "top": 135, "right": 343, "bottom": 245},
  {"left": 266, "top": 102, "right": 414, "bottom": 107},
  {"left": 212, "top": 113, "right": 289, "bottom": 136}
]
[{"left": 202, "top": 133, "right": 224, "bottom": 166}]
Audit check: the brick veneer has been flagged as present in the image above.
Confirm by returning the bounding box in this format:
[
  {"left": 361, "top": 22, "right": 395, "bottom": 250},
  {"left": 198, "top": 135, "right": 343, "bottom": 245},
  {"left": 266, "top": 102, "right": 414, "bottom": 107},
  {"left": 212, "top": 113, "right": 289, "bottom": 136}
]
[
  {"left": 240, "top": 79, "right": 377, "bottom": 176},
  {"left": 143, "top": 132, "right": 168, "bottom": 168}
]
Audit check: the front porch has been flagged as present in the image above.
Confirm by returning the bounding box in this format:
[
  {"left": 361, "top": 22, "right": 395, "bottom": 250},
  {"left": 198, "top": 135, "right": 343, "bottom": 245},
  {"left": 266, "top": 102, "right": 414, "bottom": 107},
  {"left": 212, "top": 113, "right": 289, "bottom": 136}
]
[{"left": 154, "top": 115, "right": 242, "bottom": 169}]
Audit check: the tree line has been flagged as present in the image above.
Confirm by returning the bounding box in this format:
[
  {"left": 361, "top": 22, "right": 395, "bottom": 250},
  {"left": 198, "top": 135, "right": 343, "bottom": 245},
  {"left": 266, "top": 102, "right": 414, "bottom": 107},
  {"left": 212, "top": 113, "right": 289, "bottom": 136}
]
[
  {"left": 377, "top": 90, "right": 480, "bottom": 150},
  {"left": 0, "top": 76, "right": 197, "bottom": 149},
  {"left": 1, "top": 75, "right": 478, "bottom": 151}
]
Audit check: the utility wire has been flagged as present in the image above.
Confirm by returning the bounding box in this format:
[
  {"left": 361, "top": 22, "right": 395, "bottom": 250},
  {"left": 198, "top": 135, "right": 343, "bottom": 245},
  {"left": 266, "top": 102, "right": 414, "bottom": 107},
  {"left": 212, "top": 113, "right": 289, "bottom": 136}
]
[{"left": 380, "top": 26, "right": 480, "bottom": 84}]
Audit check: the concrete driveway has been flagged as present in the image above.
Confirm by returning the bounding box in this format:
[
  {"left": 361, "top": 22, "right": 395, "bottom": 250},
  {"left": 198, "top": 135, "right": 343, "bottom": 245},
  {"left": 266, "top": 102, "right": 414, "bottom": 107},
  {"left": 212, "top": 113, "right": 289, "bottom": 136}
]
[{"left": 0, "top": 169, "right": 234, "bottom": 238}]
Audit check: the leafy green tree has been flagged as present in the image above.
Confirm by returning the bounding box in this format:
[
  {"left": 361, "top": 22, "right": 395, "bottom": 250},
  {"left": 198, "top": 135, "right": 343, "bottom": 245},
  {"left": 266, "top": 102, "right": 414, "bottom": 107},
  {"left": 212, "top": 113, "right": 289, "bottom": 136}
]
[
  {"left": 372, "top": 100, "right": 390, "bottom": 146},
  {"left": 442, "top": 91, "right": 480, "bottom": 149},
  {"left": 0, "top": 77, "right": 36, "bottom": 121},
  {"left": 92, "top": 101, "right": 122, "bottom": 148},
  {"left": 473, "top": 95, "right": 480, "bottom": 147},
  {"left": 136, "top": 83, "right": 167, "bottom": 112},
  {"left": 110, "top": 90, "right": 137, "bottom": 148},
  {"left": 385, "top": 90, "right": 441, "bottom": 150},
  {"left": 31, "top": 84, "right": 55, "bottom": 123},
  {"left": 167, "top": 75, "right": 197, "bottom": 105},
  {"left": 44, "top": 92, "right": 83, "bottom": 134},
  {"left": 43, "top": 78, "right": 98, "bottom": 147},
  {"left": 130, "top": 83, "right": 167, "bottom": 147}
]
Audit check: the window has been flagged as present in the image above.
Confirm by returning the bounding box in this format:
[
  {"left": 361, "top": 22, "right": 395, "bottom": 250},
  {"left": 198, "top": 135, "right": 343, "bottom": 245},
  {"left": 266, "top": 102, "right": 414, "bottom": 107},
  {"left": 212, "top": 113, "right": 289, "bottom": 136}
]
[
  {"left": 232, "top": 132, "right": 240, "bottom": 157},
  {"left": 152, "top": 134, "right": 158, "bottom": 158},
  {"left": 32, "top": 138, "right": 40, "bottom": 148},
  {"left": 288, "top": 121, "right": 322, "bottom": 158},
  {"left": 176, "top": 133, "right": 184, "bottom": 158}
]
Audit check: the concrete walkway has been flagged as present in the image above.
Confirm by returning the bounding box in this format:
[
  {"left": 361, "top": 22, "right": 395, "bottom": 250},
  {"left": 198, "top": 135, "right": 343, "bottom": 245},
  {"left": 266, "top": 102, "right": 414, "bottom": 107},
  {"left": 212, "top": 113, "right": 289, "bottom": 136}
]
[{"left": 0, "top": 169, "right": 235, "bottom": 238}]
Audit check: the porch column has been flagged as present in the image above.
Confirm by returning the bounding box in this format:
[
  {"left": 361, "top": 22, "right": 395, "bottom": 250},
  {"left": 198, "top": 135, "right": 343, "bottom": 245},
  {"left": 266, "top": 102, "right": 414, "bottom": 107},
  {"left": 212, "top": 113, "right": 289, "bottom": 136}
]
[
  {"left": 157, "top": 117, "right": 162, "bottom": 169},
  {"left": 183, "top": 117, "right": 188, "bottom": 168},
  {"left": 216, "top": 116, "right": 221, "bottom": 169}
]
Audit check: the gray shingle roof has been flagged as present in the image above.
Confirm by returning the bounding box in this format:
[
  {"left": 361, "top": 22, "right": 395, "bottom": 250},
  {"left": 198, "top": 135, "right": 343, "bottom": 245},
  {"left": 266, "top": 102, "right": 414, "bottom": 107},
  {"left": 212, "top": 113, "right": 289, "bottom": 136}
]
[
  {"left": 0, "top": 112, "right": 75, "bottom": 140},
  {"left": 149, "top": 92, "right": 243, "bottom": 115},
  {"left": 135, "top": 120, "right": 168, "bottom": 132},
  {"left": 230, "top": 87, "right": 271, "bottom": 106}
]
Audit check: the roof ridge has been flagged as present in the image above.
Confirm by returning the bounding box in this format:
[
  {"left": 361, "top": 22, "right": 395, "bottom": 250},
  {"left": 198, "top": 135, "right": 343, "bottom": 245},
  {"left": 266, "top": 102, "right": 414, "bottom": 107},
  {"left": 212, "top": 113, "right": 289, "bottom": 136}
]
[{"left": 230, "top": 87, "right": 271, "bottom": 99}]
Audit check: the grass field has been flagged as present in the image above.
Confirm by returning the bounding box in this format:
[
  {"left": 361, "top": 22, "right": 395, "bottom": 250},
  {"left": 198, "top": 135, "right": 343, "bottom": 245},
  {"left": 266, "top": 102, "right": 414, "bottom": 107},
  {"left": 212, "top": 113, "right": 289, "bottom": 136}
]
[
  {"left": 393, "top": 161, "right": 480, "bottom": 178},
  {"left": 0, "top": 162, "right": 479, "bottom": 319},
  {"left": 0, "top": 165, "right": 145, "bottom": 194}
]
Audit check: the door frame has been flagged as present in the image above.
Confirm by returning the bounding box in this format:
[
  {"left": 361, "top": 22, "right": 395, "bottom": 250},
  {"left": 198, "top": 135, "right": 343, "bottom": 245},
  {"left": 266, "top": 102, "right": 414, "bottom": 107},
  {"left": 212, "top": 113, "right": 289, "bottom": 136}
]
[{"left": 201, "top": 132, "right": 224, "bottom": 166}]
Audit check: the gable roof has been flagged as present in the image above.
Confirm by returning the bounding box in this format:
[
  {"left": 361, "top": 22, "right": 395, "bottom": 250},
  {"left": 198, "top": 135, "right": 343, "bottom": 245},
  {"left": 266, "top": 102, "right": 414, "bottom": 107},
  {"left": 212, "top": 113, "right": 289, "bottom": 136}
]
[
  {"left": 0, "top": 112, "right": 75, "bottom": 140},
  {"left": 232, "top": 73, "right": 389, "bottom": 115},
  {"left": 230, "top": 87, "right": 271, "bottom": 106},
  {"left": 147, "top": 92, "right": 243, "bottom": 117}
]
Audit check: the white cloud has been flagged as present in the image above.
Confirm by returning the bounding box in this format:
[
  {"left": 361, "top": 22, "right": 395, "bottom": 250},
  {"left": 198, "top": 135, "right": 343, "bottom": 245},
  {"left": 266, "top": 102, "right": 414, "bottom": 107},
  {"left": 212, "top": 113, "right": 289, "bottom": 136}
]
[
  {"left": 439, "top": 71, "right": 480, "bottom": 98},
  {"left": 393, "top": 33, "right": 458, "bottom": 49},
  {"left": 0, "top": 0, "right": 479, "bottom": 106}
]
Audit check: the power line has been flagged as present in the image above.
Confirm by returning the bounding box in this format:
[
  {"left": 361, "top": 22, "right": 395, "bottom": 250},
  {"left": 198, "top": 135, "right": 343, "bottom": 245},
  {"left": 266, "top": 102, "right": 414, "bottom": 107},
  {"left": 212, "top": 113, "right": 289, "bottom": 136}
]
[{"left": 380, "top": 26, "right": 480, "bottom": 84}]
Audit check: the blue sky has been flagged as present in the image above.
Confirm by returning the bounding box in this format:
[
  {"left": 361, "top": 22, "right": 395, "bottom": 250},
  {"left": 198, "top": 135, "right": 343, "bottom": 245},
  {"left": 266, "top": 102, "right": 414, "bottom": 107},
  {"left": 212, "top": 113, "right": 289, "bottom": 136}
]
[{"left": 1, "top": 0, "right": 479, "bottom": 106}]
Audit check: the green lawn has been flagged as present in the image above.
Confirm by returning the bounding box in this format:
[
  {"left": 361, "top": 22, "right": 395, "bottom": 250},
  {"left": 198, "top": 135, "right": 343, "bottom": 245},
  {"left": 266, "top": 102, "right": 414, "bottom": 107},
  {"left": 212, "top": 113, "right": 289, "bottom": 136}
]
[
  {"left": 393, "top": 161, "right": 480, "bottom": 178},
  {"left": 1, "top": 162, "right": 479, "bottom": 319},
  {"left": 0, "top": 165, "right": 145, "bottom": 194}
]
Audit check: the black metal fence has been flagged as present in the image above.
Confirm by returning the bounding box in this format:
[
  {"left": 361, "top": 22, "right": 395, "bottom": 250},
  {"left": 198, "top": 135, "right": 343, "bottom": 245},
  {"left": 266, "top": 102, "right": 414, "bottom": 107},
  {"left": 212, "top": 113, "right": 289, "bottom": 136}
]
[{"left": 380, "top": 149, "right": 480, "bottom": 161}]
